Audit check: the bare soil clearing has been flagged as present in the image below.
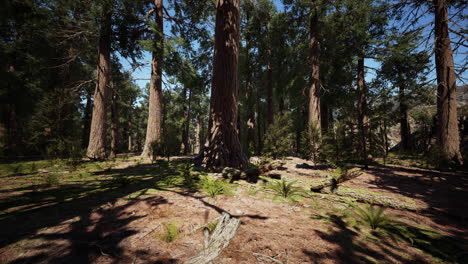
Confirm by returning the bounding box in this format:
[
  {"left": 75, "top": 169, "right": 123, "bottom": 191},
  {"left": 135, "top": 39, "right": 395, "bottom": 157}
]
[{"left": 0, "top": 156, "right": 466, "bottom": 263}]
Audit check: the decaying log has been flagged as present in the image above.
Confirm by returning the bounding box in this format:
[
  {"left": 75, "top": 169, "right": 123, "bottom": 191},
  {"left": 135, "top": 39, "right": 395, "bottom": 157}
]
[
  {"left": 320, "top": 186, "right": 420, "bottom": 211},
  {"left": 185, "top": 212, "right": 240, "bottom": 264}
]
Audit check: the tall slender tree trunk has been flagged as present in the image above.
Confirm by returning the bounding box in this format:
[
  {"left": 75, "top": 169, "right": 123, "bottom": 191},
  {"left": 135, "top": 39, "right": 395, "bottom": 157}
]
[
  {"left": 86, "top": 7, "right": 111, "bottom": 160},
  {"left": 321, "top": 103, "right": 329, "bottom": 132},
  {"left": 357, "top": 57, "right": 369, "bottom": 168},
  {"left": 194, "top": 115, "right": 201, "bottom": 154},
  {"left": 434, "top": 0, "right": 463, "bottom": 165},
  {"left": 82, "top": 89, "right": 92, "bottom": 148},
  {"left": 110, "top": 86, "right": 119, "bottom": 158},
  {"left": 243, "top": 2, "right": 255, "bottom": 155},
  {"left": 266, "top": 47, "right": 274, "bottom": 126},
  {"left": 141, "top": 0, "right": 164, "bottom": 158},
  {"left": 399, "top": 85, "right": 411, "bottom": 151},
  {"left": 308, "top": 0, "right": 321, "bottom": 137},
  {"left": 181, "top": 87, "right": 192, "bottom": 154},
  {"left": 199, "top": 0, "right": 247, "bottom": 169}
]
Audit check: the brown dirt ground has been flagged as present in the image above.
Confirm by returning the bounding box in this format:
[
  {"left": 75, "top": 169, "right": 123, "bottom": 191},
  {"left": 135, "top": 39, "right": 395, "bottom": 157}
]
[{"left": 0, "top": 157, "right": 467, "bottom": 264}]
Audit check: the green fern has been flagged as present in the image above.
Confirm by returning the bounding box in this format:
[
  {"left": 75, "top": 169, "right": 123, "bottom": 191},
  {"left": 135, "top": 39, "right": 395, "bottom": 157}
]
[
  {"left": 199, "top": 176, "right": 232, "bottom": 198},
  {"left": 158, "top": 220, "right": 183, "bottom": 243},
  {"left": 267, "top": 178, "right": 305, "bottom": 198},
  {"left": 351, "top": 203, "right": 393, "bottom": 230}
]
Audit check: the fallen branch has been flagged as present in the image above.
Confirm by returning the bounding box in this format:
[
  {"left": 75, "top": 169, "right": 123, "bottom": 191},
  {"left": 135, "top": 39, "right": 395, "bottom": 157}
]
[{"left": 185, "top": 212, "right": 241, "bottom": 264}]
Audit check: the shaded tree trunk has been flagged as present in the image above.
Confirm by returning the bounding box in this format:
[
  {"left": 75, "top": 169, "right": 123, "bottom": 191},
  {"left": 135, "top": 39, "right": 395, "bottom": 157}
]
[
  {"left": 321, "top": 103, "right": 329, "bottom": 132},
  {"left": 434, "top": 0, "right": 463, "bottom": 165},
  {"left": 82, "top": 89, "right": 92, "bottom": 148},
  {"left": 266, "top": 48, "right": 274, "bottom": 126},
  {"left": 141, "top": 0, "right": 164, "bottom": 158},
  {"left": 308, "top": 0, "right": 321, "bottom": 137},
  {"left": 86, "top": 7, "right": 111, "bottom": 160},
  {"left": 357, "top": 57, "right": 369, "bottom": 168},
  {"left": 199, "top": 0, "right": 247, "bottom": 169},
  {"left": 399, "top": 85, "right": 411, "bottom": 151}
]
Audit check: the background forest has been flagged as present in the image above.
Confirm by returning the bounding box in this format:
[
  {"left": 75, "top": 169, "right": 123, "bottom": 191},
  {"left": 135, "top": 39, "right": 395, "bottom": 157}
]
[{"left": 0, "top": 0, "right": 467, "bottom": 169}]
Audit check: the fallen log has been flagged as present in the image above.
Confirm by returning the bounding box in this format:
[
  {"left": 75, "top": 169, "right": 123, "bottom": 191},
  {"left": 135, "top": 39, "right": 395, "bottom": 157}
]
[
  {"left": 185, "top": 212, "right": 241, "bottom": 264},
  {"left": 239, "top": 160, "right": 284, "bottom": 182},
  {"left": 320, "top": 186, "right": 421, "bottom": 211}
]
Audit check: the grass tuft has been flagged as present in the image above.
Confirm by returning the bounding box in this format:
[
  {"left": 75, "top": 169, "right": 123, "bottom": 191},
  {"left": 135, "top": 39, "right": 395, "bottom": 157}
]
[{"left": 158, "top": 220, "right": 183, "bottom": 243}]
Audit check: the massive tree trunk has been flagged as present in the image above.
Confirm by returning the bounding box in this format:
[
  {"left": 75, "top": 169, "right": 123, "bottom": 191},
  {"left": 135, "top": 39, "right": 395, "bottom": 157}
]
[
  {"left": 399, "top": 85, "right": 411, "bottom": 151},
  {"left": 86, "top": 8, "right": 111, "bottom": 160},
  {"left": 357, "top": 57, "right": 369, "bottom": 168},
  {"left": 141, "top": 0, "right": 164, "bottom": 158},
  {"left": 434, "top": 0, "right": 463, "bottom": 165},
  {"left": 200, "top": 0, "right": 248, "bottom": 169},
  {"left": 308, "top": 0, "right": 321, "bottom": 137}
]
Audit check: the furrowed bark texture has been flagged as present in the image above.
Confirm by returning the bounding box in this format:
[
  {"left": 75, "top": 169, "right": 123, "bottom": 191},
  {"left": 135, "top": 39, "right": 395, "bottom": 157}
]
[
  {"left": 141, "top": 0, "right": 164, "bottom": 158},
  {"left": 200, "top": 0, "right": 248, "bottom": 169},
  {"left": 434, "top": 0, "right": 463, "bottom": 165},
  {"left": 86, "top": 8, "right": 111, "bottom": 160},
  {"left": 308, "top": 0, "right": 321, "bottom": 137}
]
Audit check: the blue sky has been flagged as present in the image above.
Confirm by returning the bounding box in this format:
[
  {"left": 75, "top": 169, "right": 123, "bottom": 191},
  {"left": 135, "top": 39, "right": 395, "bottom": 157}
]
[{"left": 119, "top": 0, "right": 467, "bottom": 93}]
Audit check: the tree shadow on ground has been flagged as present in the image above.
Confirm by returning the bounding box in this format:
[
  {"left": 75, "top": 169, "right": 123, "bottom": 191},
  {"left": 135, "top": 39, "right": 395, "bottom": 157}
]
[
  {"left": 302, "top": 213, "right": 463, "bottom": 263},
  {"left": 0, "top": 159, "right": 197, "bottom": 263},
  {"left": 365, "top": 164, "right": 468, "bottom": 238}
]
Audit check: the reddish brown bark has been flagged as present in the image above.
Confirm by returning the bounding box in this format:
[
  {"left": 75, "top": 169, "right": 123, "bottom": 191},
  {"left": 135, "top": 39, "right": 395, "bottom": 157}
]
[
  {"left": 308, "top": 0, "right": 321, "bottom": 137},
  {"left": 434, "top": 0, "right": 463, "bottom": 165},
  {"left": 200, "top": 0, "right": 248, "bottom": 169},
  {"left": 141, "top": 0, "right": 164, "bottom": 158},
  {"left": 86, "top": 8, "right": 111, "bottom": 160}
]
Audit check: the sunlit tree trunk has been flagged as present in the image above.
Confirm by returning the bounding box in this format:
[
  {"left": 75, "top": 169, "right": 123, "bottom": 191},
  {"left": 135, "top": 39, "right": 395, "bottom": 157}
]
[
  {"left": 86, "top": 7, "right": 111, "bottom": 160},
  {"left": 110, "top": 86, "right": 119, "bottom": 158},
  {"left": 200, "top": 0, "right": 247, "bottom": 168},
  {"left": 308, "top": 0, "right": 321, "bottom": 138},
  {"left": 357, "top": 57, "right": 369, "bottom": 168},
  {"left": 434, "top": 0, "right": 463, "bottom": 165},
  {"left": 141, "top": 0, "right": 164, "bottom": 158}
]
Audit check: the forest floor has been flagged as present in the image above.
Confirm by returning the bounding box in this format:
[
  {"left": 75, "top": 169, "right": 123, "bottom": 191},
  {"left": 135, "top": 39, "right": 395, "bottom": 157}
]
[{"left": 0, "top": 155, "right": 466, "bottom": 264}]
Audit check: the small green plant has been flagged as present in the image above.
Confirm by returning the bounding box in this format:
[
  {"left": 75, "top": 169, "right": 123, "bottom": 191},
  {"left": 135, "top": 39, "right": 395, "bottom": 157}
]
[
  {"left": 267, "top": 178, "right": 305, "bottom": 198},
  {"left": 158, "top": 220, "right": 183, "bottom": 243},
  {"left": 199, "top": 176, "right": 232, "bottom": 198},
  {"left": 351, "top": 203, "right": 393, "bottom": 230},
  {"left": 263, "top": 112, "right": 294, "bottom": 159},
  {"left": 44, "top": 174, "right": 60, "bottom": 186},
  {"left": 30, "top": 162, "right": 37, "bottom": 173},
  {"left": 110, "top": 176, "right": 131, "bottom": 188},
  {"left": 205, "top": 220, "right": 219, "bottom": 235}
]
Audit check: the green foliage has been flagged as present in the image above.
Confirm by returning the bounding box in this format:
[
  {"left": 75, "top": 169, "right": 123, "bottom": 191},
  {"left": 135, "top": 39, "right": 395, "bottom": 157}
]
[
  {"left": 425, "top": 145, "right": 451, "bottom": 170},
  {"left": 199, "top": 176, "right": 233, "bottom": 198},
  {"left": 351, "top": 203, "right": 393, "bottom": 230},
  {"left": 300, "top": 123, "right": 321, "bottom": 164},
  {"left": 159, "top": 220, "right": 183, "bottom": 243},
  {"left": 267, "top": 178, "right": 305, "bottom": 199},
  {"left": 205, "top": 220, "right": 219, "bottom": 235},
  {"left": 44, "top": 174, "right": 60, "bottom": 186},
  {"left": 110, "top": 176, "right": 132, "bottom": 188},
  {"left": 263, "top": 113, "right": 294, "bottom": 159}
]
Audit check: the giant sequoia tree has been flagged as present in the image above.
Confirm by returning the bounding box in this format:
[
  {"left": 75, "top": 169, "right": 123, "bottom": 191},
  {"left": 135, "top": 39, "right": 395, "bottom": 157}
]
[
  {"left": 141, "top": 0, "right": 164, "bottom": 158},
  {"left": 86, "top": 2, "right": 112, "bottom": 160},
  {"left": 433, "top": 0, "right": 463, "bottom": 165},
  {"left": 199, "top": 0, "right": 248, "bottom": 169}
]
